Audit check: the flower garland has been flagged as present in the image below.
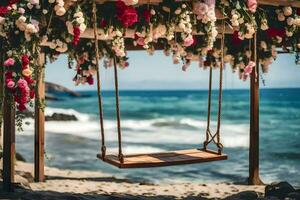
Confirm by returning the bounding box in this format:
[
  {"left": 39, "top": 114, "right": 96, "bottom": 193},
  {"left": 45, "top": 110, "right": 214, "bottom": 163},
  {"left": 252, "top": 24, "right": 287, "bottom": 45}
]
[
  {"left": 3, "top": 52, "right": 35, "bottom": 111},
  {"left": 1, "top": 0, "right": 300, "bottom": 113},
  {"left": 174, "top": 4, "right": 194, "bottom": 47}
]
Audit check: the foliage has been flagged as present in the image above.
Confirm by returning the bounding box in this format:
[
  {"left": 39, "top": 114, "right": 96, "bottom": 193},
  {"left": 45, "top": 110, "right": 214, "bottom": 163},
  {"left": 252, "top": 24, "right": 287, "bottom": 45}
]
[{"left": 0, "top": 0, "right": 299, "bottom": 114}]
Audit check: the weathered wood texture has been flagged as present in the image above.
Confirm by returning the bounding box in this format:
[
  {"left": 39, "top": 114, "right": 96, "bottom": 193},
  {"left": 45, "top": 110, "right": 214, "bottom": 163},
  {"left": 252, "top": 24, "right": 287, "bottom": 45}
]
[
  {"left": 98, "top": 149, "right": 227, "bottom": 168},
  {"left": 249, "top": 36, "right": 263, "bottom": 185},
  {"left": 2, "top": 93, "right": 15, "bottom": 192},
  {"left": 34, "top": 53, "right": 46, "bottom": 182}
]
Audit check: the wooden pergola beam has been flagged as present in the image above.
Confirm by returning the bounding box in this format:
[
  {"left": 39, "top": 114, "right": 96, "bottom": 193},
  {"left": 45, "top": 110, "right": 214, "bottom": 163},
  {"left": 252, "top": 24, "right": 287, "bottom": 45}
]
[{"left": 258, "top": 0, "right": 300, "bottom": 7}]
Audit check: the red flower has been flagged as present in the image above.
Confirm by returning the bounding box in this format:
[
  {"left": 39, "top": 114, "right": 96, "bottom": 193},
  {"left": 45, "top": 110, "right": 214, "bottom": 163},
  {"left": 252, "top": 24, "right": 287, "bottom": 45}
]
[
  {"left": 232, "top": 31, "right": 243, "bottom": 46},
  {"left": 142, "top": 9, "right": 151, "bottom": 23},
  {"left": 297, "top": 8, "right": 300, "bottom": 16},
  {"left": 30, "top": 89, "right": 35, "bottom": 99},
  {"left": 0, "top": 6, "right": 9, "bottom": 17},
  {"left": 9, "top": 0, "right": 19, "bottom": 4},
  {"left": 24, "top": 76, "right": 34, "bottom": 85},
  {"left": 116, "top": 1, "right": 138, "bottom": 28},
  {"left": 266, "top": 27, "right": 286, "bottom": 38},
  {"left": 21, "top": 55, "right": 30, "bottom": 68},
  {"left": 73, "top": 26, "right": 81, "bottom": 46},
  {"left": 5, "top": 71, "right": 13, "bottom": 79},
  {"left": 18, "top": 104, "right": 27, "bottom": 111},
  {"left": 86, "top": 76, "right": 94, "bottom": 85}
]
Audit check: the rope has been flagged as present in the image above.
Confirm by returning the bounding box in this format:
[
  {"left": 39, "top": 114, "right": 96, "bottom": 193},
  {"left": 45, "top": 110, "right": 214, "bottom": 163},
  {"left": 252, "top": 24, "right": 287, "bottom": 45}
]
[
  {"left": 93, "top": 0, "right": 106, "bottom": 160},
  {"left": 216, "top": 20, "right": 225, "bottom": 153},
  {"left": 204, "top": 63, "right": 213, "bottom": 149},
  {"left": 203, "top": 20, "right": 225, "bottom": 154},
  {"left": 113, "top": 57, "right": 124, "bottom": 163}
]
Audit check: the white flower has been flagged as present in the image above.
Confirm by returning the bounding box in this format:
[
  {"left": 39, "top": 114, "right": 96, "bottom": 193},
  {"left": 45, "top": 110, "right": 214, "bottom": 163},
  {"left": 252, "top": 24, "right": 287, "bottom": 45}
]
[
  {"left": 287, "top": 17, "right": 294, "bottom": 26},
  {"left": 178, "top": 23, "right": 185, "bottom": 30},
  {"left": 11, "top": 4, "right": 17, "bottom": 10},
  {"left": 56, "top": 0, "right": 64, "bottom": 6},
  {"left": 0, "top": 17, "right": 5, "bottom": 24},
  {"left": 18, "top": 8, "right": 25, "bottom": 14},
  {"left": 238, "top": 17, "right": 244, "bottom": 24},
  {"left": 260, "top": 19, "right": 268, "bottom": 30},
  {"left": 26, "top": 23, "right": 38, "bottom": 33},
  {"left": 7, "top": 50, "right": 13, "bottom": 57},
  {"left": 76, "top": 17, "right": 85, "bottom": 24},
  {"left": 27, "top": 3, "right": 34, "bottom": 9},
  {"left": 74, "top": 12, "right": 83, "bottom": 18},
  {"left": 49, "top": 0, "right": 55, "bottom": 3},
  {"left": 286, "top": 31, "right": 293, "bottom": 37},
  {"left": 283, "top": 7, "right": 293, "bottom": 16},
  {"left": 18, "top": 16, "right": 27, "bottom": 23},
  {"left": 150, "top": 9, "right": 155, "bottom": 15},
  {"left": 293, "top": 18, "right": 300, "bottom": 26},
  {"left": 56, "top": 7, "right": 66, "bottom": 16},
  {"left": 121, "top": 0, "right": 138, "bottom": 6},
  {"left": 42, "top": 9, "right": 48, "bottom": 14},
  {"left": 79, "top": 23, "right": 86, "bottom": 32},
  {"left": 30, "top": 0, "right": 39, "bottom": 5}
]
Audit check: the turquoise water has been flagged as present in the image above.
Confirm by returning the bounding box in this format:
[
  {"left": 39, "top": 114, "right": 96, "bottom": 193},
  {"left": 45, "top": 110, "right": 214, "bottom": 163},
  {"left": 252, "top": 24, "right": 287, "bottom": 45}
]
[{"left": 16, "top": 88, "right": 300, "bottom": 185}]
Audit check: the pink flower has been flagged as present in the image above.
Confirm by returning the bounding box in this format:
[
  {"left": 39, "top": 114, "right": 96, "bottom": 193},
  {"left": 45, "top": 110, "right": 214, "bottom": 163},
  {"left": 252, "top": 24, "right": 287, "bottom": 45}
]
[
  {"left": 17, "top": 78, "right": 28, "bottom": 90},
  {"left": 193, "top": 2, "right": 208, "bottom": 17},
  {"left": 136, "top": 37, "right": 145, "bottom": 46},
  {"left": 247, "top": 0, "right": 257, "bottom": 13},
  {"left": 4, "top": 58, "right": 15, "bottom": 67},
  {"left": 244, "top": 61, "right": 256, "bottom": 74},
  {"left": 6, "top": 79, "right": 15, "bottom": 89},
  {"left": 183, "top": 37, "right": 194, "bottom": 47}
]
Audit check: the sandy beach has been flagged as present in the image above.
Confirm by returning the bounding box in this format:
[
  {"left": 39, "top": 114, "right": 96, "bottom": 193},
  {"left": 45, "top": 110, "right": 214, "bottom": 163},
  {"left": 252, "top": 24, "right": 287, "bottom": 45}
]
[{"left": 0, "top": 161, "right": 266, "bottom": 200}]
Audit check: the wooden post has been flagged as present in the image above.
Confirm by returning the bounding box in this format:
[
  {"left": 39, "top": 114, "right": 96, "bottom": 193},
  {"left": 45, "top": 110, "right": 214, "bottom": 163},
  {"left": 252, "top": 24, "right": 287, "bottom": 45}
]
[
  {"left": 2, "top": 93, "right": 15, "bottom": 192},
  {"left": 1, "top": 49, "right": 16, "bottom": 192},
  {"left": 249, "top": 34, "right": 263, "bottom": 185},
  {"left": 34, "top": 52, "right": 45, "bottom": 182}
]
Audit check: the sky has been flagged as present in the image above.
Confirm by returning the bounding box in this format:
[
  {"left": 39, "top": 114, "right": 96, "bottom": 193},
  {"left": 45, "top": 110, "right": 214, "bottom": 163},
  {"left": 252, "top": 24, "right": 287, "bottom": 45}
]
[{"left": 45, "top": 51, "right": 300, "bottom": 91}]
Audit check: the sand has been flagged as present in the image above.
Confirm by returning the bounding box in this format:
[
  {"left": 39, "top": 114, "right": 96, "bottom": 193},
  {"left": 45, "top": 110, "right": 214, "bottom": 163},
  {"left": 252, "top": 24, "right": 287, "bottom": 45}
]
[{"left": 0, "top": 161, "right": 265, "bottom": 199}]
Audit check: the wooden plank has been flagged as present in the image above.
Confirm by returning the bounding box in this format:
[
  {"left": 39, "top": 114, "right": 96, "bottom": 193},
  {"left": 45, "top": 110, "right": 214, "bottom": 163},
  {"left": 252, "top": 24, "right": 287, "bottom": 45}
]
[
  {"left": 258, "top": 0, "right": 300, "bottom": 7},
  {"left": 2, "top": 92, "right": 15, "bottom": 192},
  {"left": 34, "top": 52, "right": 45, "bottom": 182},
  {"left": 98, "top": 149, "right": 227, "bottom": 168}
]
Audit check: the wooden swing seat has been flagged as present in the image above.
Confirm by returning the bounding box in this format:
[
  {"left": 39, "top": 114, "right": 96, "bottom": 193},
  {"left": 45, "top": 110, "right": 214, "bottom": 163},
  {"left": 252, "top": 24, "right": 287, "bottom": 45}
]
[{"left": 97, "top": 149, "right": 227, "bottom": 168}]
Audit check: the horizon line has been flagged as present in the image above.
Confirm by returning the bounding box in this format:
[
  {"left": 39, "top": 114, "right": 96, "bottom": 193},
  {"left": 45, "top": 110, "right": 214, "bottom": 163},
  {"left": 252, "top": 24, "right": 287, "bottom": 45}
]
[{"left": 72, "top": 87, "right": 300, "bottom": 92}]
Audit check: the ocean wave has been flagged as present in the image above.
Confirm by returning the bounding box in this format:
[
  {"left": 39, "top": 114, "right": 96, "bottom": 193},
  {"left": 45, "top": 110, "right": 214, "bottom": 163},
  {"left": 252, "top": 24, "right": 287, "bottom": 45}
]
[{"left": 21, "top": 115, "right": 249, "bottom": 148}]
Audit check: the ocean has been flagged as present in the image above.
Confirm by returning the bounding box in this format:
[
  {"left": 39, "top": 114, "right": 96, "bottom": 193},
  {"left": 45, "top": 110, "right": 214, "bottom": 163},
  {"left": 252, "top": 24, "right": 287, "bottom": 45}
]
[{"left": 17, "top": 88, "right": 300, "bottom": 186}]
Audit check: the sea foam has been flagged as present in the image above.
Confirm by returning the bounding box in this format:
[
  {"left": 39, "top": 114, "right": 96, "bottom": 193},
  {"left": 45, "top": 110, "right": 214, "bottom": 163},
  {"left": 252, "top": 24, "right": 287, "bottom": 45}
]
[{"left": 20, "top": 107, "right": 250, "bottom": 148}]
